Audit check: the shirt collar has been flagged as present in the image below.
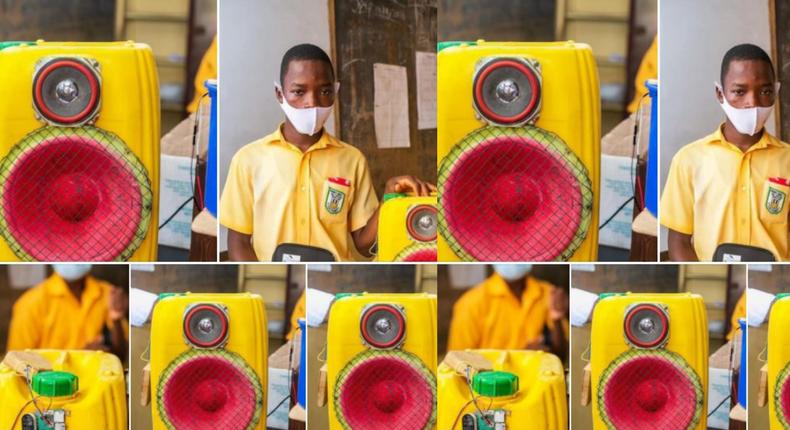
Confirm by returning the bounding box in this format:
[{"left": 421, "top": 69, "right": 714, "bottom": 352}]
[
  {"left": 708, "top": 123, "right": 784, "bottom": 152},
  {"left": 486, "top": 273, "right": 542, "bottom": 302},
  {"left": 264, "top": 122, "right": 343, "bottom": 152},
  {"left": 45, "top": 274, "right": 101, "bottom": 304}
]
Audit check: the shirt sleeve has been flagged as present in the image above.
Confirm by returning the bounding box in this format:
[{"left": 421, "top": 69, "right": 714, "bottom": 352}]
[
  {"left": 287, "top": 290, "right": 306, "bottom": 341},
  {"left": 447, "top": 292, "right": 482, "bottom": 351},
  {"left": 7, "top": 293, "right": 42, "bottom": 351},
  {"left": 349, "top": 155, "right": 380, "bottom": 232},
  {"left": 660, "top": 150, "right": 695, "bottom": 234},
  {"left": 220, "top": 151, "right": 255, "bottom": 234}
]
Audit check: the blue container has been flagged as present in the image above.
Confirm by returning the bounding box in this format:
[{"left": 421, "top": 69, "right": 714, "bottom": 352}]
[
  {"left": 297, "top": 318, "right": 307, "bottom": 408},
  {"left": 204, "top": 80, "right": 218, "bottom": 217},
  {"left": 645, "top": 80, "right": 658, "bottom": 216},
  {"left": 738, "top": 318, "right": 747, "bottom": 407}
]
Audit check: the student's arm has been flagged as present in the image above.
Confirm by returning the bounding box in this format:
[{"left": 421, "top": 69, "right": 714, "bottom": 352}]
[
  {"left": 351, "top": 175, "right": 436, "bottom": 257},
  {"left": 546, "top": 287, "right": 569, "bottom": 362},
  {"left": 667, "top": 228, "right": 699, "bottom": 261},
  {"left": 227, "top": 229, "right": 259, "bottom": 261}
]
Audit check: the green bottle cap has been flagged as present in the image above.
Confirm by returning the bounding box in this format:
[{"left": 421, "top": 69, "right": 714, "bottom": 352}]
[
  {"left": 0, "top": 41, "right": 31, "bottom": 51},
  {"left": 334, "top": 292, "right": 362, "bottom": 300},
  {"left": 472, "top": 371, "right": 519, "bottom": 397},
  {"left": 32, "top": 371, "right": 78, "bottom": 397},
  {"left": 777, "top": 293, "right": 790, "bottom": 300},
  {"left": 598, "top": 292, "right": 625, "bottom": 299},
  {"left": 437, "top": 41, "right": 476, "bottom": 52},
  {"left": 382, "top": 193, "right": 406, "bottom": 203}
]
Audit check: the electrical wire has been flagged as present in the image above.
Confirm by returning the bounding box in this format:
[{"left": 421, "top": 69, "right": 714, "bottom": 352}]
[
  {"left": 9, "top": 397, "right": 37, "bottom": 430},
  {"left": 267, "top": 395, "right": 291, "bottom": 418},
  {"left": 465, "top": 366, "right": 493, "bottom": 427},
  {"left": 709, "top": 324, "right": 740, "bottom": 418}
]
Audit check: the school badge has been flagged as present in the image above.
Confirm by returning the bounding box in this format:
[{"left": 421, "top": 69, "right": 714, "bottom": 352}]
[
  {"left": 325, "top": 186, "right": 346, "bottom": 214},
  {"left": 766, "top": 186, "right": 787, "bottom": 215}
]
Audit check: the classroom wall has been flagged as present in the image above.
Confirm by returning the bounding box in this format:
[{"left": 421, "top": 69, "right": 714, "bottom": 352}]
[
  {"left": 218, "top": 0, "right": 334, "bottom": 251},
  {"left": 659, "top": 0, "right": 774, "bottom": 251}
]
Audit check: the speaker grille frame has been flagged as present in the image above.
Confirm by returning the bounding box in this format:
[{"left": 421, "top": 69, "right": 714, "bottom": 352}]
[
  {"left": 32, "top": 56, "right": 102, "bottom": 127},
  {"left": 406, "top": 204, "right": 438, "bottom": 243},
  {"left": 438, "top": 125, "right": 593, "bottom": 261},
  {"left": 359, "top": 303, "right": 406, "bottom": 350},
  {"left": 623, "top": 303, "right": 670, "bottom": 349},
  {"left": 394, "top": 242, "right": 437, "bottom": 262},
  {"left": 0, "top": 125, "right": 153, "bottom": 261},
  {"left": 775, "top": 361, "right": 790, "bottom": 428},
  {"left": 156, "top": 349, "right": 264, "bottom": 430},
  {"left": 597, "top": 349, "right": 703, "bottom": 430},
  {"left": 333, "top": 349, "right": 437, "bottom": 430},
  {"left": 183, "top": 303, "right": 230, "bottom": 349}
]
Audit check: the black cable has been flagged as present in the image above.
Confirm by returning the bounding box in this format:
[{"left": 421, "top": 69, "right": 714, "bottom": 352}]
[
  {"left": 267, "top": 395, "right": 291, "bottom": 418},
  {"left": 158, "top": 196, "right": 194, "bottom": 230},
  {"left": 708, "top": 394, "right": 731, "bottom": 418},
  {"left": 599, "top": 196, "right": 635, "bottom": 230}
]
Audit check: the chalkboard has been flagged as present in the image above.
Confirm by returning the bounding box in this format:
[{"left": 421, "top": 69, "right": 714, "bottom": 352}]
[
  {"left": 774, "top": 0, "right": 790, "bottom": 139},
  {"left": 332, "top": 0, "right": 437, "bottom": 195},
  {"left": 438, "top": 0, "right": 555, "bottom": 42},
  {"left": 0, "top": 0, "right": 115, "bottom": 41}
]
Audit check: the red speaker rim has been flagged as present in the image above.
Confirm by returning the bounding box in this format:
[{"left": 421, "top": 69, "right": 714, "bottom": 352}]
[
  {"left": 438, "top": 126, "right": 593, "bottom": 261},
  {"left": 598, "top": 349, "right": 703, "bottom": 430},
  {"left": 624, "top": 304, "right": 669, "bottom": 349},
  {"left": 157, "top": 349, "right": 264, "bottom": 430},
  {"left": 473, "top": 58, "right": 540, "bottom": 125},
  {"left": 360, "top": 304, "right": 406, "bottom": 349},
  {"left": 184, "top": 304, "right": 229, "bottom": 348},
  {"left": 333, "top": 349, "right": 437, "bottom": 430},
  {"left": 406, "top": 204, "right": 437, "bottom": 242},
  {"left": 0, "top": 126, "right": 153, "bottom": 261},
  {"left": 33, "top": 58, "right": 100, "bottom": 125},
  {"left": 776, "top": 361, "right": 790, "bottom": 427}
]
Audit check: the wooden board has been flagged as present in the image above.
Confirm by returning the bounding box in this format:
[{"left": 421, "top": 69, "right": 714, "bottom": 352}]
[
  {"left": 332, "top": 0, "right": 437, "bottom": 196},
  {"left": 774, "top": 0, "right": 790, "bottom": 138},
  {"left": 438, "top": 0, "right": 555, "bottom": 42},
  {"left": 0, "top": 0, "right": 115, "bottom": 41}
]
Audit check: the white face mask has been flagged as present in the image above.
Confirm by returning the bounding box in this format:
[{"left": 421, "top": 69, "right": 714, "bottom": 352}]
[
  {"left": 716, "top": 82, "right": 779, "bottom": 136},
  {"left": 275, "top": 81, "right": 338, "bottom": 136},
  {"left": 492, "top": 264, "right": 533, "bottom": 281},
  {"left": 52, "top": 264, "right": 92, "bottom": 281}
]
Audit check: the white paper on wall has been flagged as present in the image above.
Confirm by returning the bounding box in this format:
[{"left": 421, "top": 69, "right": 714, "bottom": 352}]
[{"left": 373, "top": 63, "right": 410, "bottom": 148}]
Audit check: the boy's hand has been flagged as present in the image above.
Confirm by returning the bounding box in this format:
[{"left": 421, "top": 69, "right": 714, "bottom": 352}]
[{"left": 384, "top": 175, "right": 437, "bottom": 196}]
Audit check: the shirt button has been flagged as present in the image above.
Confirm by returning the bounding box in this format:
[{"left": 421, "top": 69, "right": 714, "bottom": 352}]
[
  {"left": 301, "top": 186, "right": 307, "bottom": 192},
  {"left": 741, "top": 186, "right": 747, "bottom": 191},
  {"left": 301, "top": 219, "right": 306, "bottom": 225}
]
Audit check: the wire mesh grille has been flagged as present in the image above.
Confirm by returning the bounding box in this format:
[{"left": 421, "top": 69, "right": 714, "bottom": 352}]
[
  {"left": 597, "top": 349, "right": 703, "bottom": 430},
  {"left": 157, "top": 349, "right": 264, "bottom": 430},
  {"left": 775, "top": 361, "right": 790, "bottom": 428},
  {"left": 438, "top": 125, "right": 593, "bottom": 261},
  {"left": 334, "top": 349, "right": 436, "bottom": 430},
  {"left": 395, "top": 242, "right": 437, "bottom": 262},
  {"left": 0, "top": 126, "right": 152, "bottom": 261}
]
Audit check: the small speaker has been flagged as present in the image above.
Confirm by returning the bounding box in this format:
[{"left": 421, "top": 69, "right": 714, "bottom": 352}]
[
  {"left": 33, "top": 57, "right": 101, "bottom": 127},
  {"left": 360, "top": 304, "right": 406, "bottom": 350},
  {"left": 183, "top": 304, "right": 229, "bottom": 349},
  {"left": 624, "top": 303, "right": 669, "bottom": 349},
  {"left": 473, "top": 57, "right": 541, "bottom": 126},
  {"left": 407, "top": 204, "right": 437, "bottom": 242}
]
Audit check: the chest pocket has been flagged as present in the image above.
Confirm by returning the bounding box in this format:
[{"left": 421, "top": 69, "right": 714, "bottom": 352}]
[
  {"left": 320, "top": 177, "right": 352, "bottom": 224},
  {"left": 760, "top": 177, "right": 790, "bottom": 224}
]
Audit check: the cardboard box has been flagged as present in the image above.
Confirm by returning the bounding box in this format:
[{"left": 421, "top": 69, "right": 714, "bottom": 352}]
[
  {"left": 267, "top": 340, "right": 299, "bottom": 429},
  {"left": 708, "top": 339, "right": 741, "bottom": 429}
]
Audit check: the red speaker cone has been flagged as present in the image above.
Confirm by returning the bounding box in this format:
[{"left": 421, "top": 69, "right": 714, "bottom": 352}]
[
  {"left": 159, "top": 351, "right": 263, "bottom": 430},
  {"left": 599, "top": 350, "right": 703, "bottom": 430},
  {"left": 396, "top": 244, "right": 437, "bottom": 262},
  {"left": 439, "top": 126, "right": 592, "bottom": 261},
  {"left": 777, "top": 363, "right": 790, "bottom": 427},
  {"left": 0, "top": 127, "right": 152, "bottom": 261},
  {"left": 335, "top": 351, "right": 436, "bottom": 430}
]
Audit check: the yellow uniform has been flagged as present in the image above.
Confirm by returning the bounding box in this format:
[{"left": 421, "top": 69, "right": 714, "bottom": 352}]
[
  {"left": 447, "top": 274, "right": 568, "bottom": 350},
  {"left": 287, "top": 290, "right": 306, "bottom": 340},
  {"left": 627, "top": 36, "right": 657, "bottom": 113},
  {"left": 661, "top": 126, "right": 790, "bottom": 261},
  {"left": 7, "top": 275, "right": 120, "bottom": 350},
  {"left": 220, "top": 125, "right": 379, "bottom": 261},
  {"left": 186, "top": 36, "right": 217, "bottom": 113}
]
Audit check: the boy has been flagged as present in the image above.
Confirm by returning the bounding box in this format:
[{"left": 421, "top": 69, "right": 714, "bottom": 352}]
[
  {"left": 661, "top": 43, "right": 790, "bottom": 261},
  {"left": 220, "top": 44, "right": 434, "bottom": 261}
]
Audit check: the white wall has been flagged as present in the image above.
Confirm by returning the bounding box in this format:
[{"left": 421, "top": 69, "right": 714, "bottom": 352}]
[
  {"left": 659, "top": 0, "right": 774, "bottom": 251},
  {"left": 218, "top": 0, "right": 334, "bottom": 251}
]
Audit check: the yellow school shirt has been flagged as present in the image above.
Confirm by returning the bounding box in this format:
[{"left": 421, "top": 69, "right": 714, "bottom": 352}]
[
  {"left": 220, "top": 125, "right": 379, "bottom": 261},
  {"left": 627, "top": 36, "right": 657, "bottom": 113},
  {"left": 186, "top": 36, "right": 217, "bottom": 113},
  {"left": 287, "top": 290, "right": 306, "bottom": 341},
  {"left": 661, "top": 125, "right": 790, "bottom": 261},
  {"left": 447, "top": 274, "right": 568, "bottom": 351},
  {"left": 7, "top": 274, "right": 119, "bottom": 350}
]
